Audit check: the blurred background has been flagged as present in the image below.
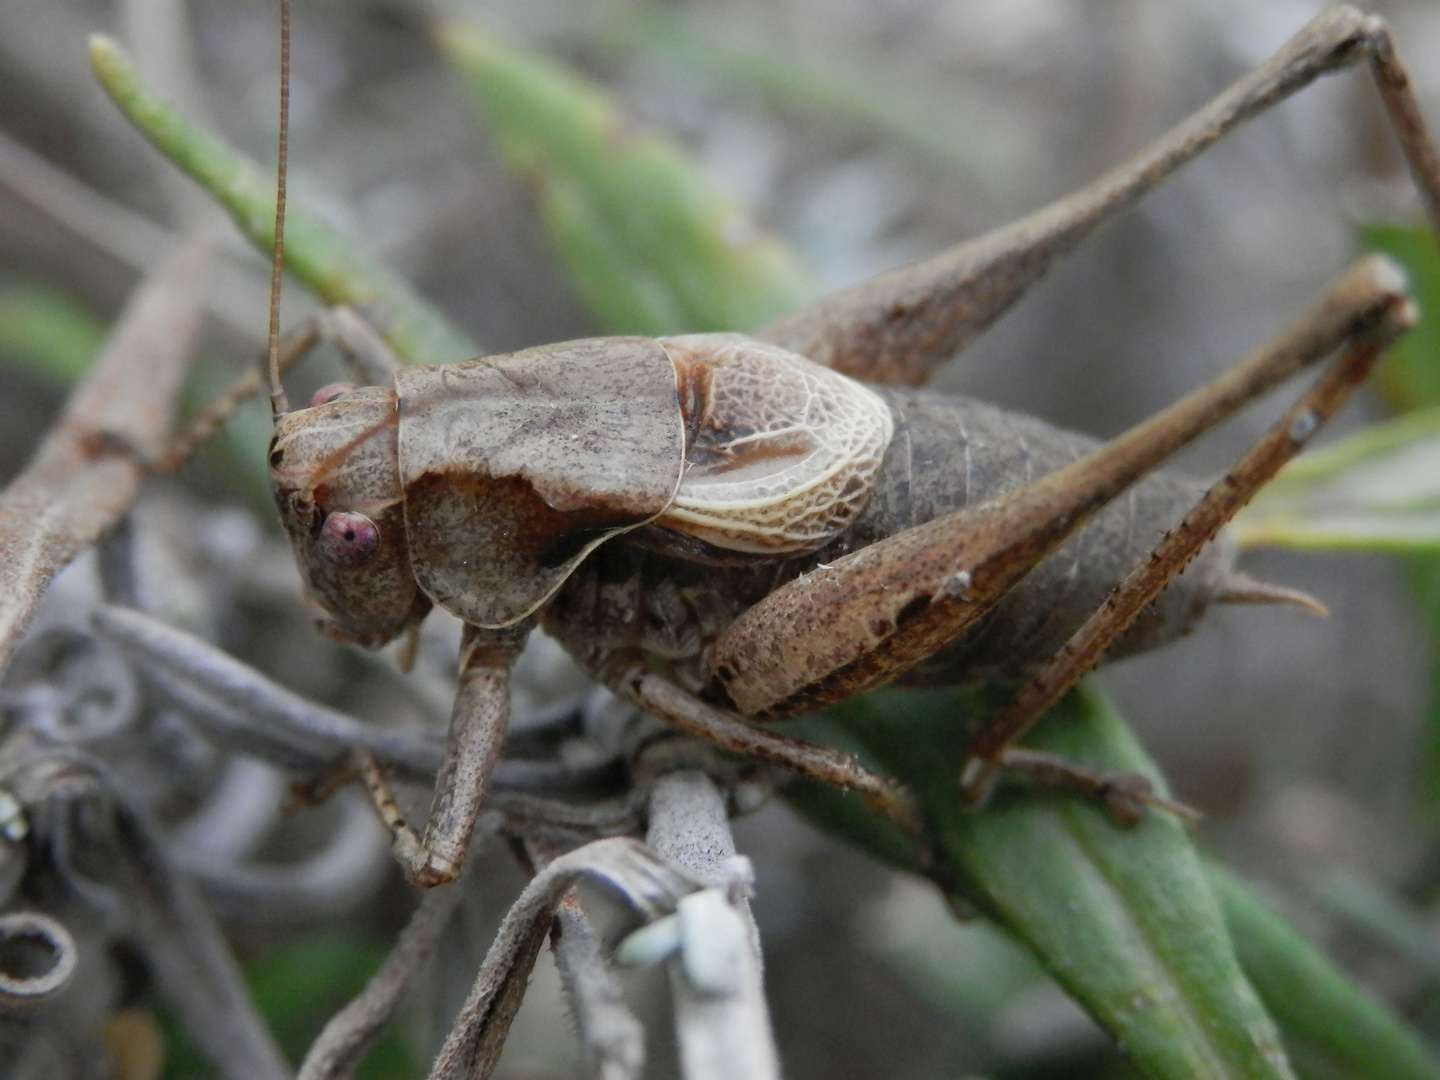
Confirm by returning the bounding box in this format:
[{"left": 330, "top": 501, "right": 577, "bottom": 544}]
[{"left": 1, "top": 0, "right": 1439, "bottom": 1077}]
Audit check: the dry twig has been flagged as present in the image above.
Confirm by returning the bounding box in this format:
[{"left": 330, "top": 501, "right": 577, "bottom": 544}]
[{"left": 0, "top": 238, "right": 208, "bottom": 671}]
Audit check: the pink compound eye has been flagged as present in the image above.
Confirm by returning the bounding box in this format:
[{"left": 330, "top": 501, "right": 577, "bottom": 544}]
[
  {"left": 310, "top": 382, "right": 357, "bottom": 407},
  {"left": 315, "top": 511, "right": 380, "bottom": 567}
]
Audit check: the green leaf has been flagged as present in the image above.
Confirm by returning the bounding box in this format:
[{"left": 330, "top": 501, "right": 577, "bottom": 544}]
[
  {"left": 1211, "top": 865, "right": 1440, "bottom": 1080},
  {"left": 88, "top": 35, "right": 476, "bottom": 369},
  {"left": 1359, "top": 222, "right": 1440, "bottom": 820},
  {"left": 1306, "top": 869, "right": 1440, "bottom": 981},
  {"left": 1232, "top": 227, "right": 1440, "bottom": 552},
  {"left": 597, "top": 10, "right": 983, "bottom": 178},
  {"left": 0, "top": 282, "right": 106, "bottom": 382},
  {"left": 1410, "top": 554, "right": 1440, "bottom": 822},
  {"left": 1231, "top": 406, "right": 1440, "bottom": 553},
  {"left": 868, "top": 888, "right": 1049, "bottom": 1025},
  {"left": 1360, "top": 223, "right": 1440, "bottom": 414},
  {"left": 246, "top": 932, "right": 416, "bottom": 1077},
  {"left": 787, "top": 683, "right": 1295, "bottom": 1080},
  {"left": 160, "top": 930, "right": 419, "bottom": 1080},
  {"left": 437, "top": 20, "right": 818, "bottom": 336}
]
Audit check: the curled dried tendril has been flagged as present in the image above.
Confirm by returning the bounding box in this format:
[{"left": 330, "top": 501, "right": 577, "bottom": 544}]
[{"left": 0, "top": 912, "right": 78, "bottom": 1009}]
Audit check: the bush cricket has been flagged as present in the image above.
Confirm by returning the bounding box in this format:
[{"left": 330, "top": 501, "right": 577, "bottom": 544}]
[{"left": 257, "top": 3, "right": 1440, "bottom": 887}]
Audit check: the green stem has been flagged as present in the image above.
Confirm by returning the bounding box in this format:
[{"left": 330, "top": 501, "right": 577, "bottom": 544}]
[{"left": 90, "top": 35, "right": 477, "bottom": 369}]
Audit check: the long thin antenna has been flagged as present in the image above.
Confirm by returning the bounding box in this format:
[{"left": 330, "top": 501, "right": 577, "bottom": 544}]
[{"left": 267, "top": 0, "right": 291, "bottom": 418}]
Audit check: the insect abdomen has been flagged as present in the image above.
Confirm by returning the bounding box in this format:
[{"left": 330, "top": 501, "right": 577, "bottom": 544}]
[
  {"left": 848, "top": 388, "right": 1234, "bottom": 685},
  {"left": 545, "top": 386, "right": 1235, "bottom": 697}
]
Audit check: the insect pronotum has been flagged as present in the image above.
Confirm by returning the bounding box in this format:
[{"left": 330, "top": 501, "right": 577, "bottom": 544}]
[{"left": 261, "top": 3, "right": 1440, "bottom": 886}]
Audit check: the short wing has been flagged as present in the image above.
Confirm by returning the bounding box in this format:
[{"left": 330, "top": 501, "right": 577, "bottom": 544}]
[
  {"left": 394, "top": 337, "right": 684, "bottom": 627},
  {"left": 658, "top": 334, "right": 893, "bottom": 553}
]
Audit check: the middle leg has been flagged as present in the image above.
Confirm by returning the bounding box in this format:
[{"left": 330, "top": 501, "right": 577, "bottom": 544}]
[{"left": 356, "top": 622, "right": 528, "bottom": 887}]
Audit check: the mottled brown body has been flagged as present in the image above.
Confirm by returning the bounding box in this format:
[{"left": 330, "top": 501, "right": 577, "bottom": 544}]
[
  {"left": 542, "top": 388, "right": 1230, "bottom": 700},
  {"left": 393, "top": 337, "right": 685, "bottom": 627},
  {"left": 269, "top": 332, "right": 900, "bottom": 664},
  {"left": 273, "top": 339, "right": 1229, "bottom": 710},
  {"left": 257, "top": 4, "right": 1440, "bottom": 884}
]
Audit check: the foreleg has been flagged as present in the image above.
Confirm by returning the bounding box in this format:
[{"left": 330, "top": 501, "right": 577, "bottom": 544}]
[{"left": 356, "top": 623, "right": 527, "bottom": 887}]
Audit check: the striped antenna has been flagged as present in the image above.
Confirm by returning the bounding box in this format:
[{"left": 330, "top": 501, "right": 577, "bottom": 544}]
[{"left": 267, "top": 0, "right": 291, "bottom": 417}]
